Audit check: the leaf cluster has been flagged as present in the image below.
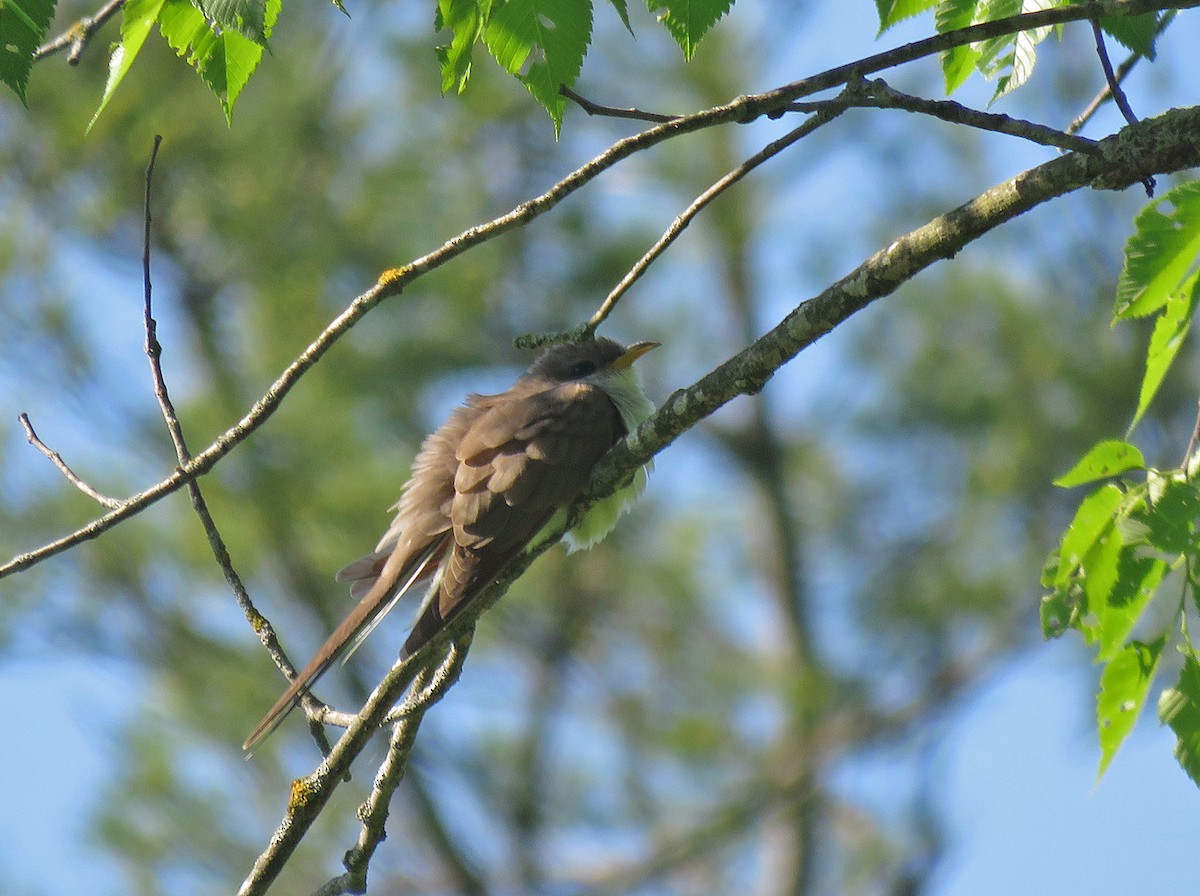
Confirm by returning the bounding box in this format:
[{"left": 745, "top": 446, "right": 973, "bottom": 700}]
[
  {"left": 1044, "top": 182, "right": 1200, "bottom": 785},
  {"left": 877, "top": 0, "right": 1164, "bottom": 102}
]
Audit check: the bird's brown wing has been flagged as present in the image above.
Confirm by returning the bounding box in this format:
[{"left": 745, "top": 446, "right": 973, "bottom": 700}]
[
  {"left": 242, "top": 402, "right": 481, "bottom": 751},
  {"left": 399, "top": 380, "right": 622, "bottom": 658}
]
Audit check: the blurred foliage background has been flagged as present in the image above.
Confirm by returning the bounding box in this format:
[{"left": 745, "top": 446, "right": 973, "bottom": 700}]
[{"left": 2, "top": 2, "right": 1200, "bottom": 895}]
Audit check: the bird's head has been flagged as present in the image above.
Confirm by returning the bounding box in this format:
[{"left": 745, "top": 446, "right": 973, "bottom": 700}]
[{"left": 529, "top": 337, "right": 659, "bottom": 428}]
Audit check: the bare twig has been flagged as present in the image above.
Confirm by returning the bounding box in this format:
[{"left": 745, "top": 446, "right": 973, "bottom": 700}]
[
  {"left": 1068, "top": 10, "right": 1176, "bottom": 136},
  {"left": 139, "top": 136, "right": 333, "bottom": 756},
  {"left": 34, "top": 0, "right": 125, "bottom": 63},
  {"left": 792, "top": 77, "right": 1100, "bottom": 154},
  {"left": 1067, "top": 51, "right": 1141, "bottom": 135},
  {"left": 1182, "top": 399, "right": 1200, "bottom": 470},
  {"left": 560, "top": 85, "right": 680, "bottom": 123},
  {"left": 385, "top": 632, "right": 472, "bottom": 722},
  {"left": 583, "top": 111, "right": 840, "bottom": 335},
  {"left": 17, "top": 413, "right": 124, "bottom": 508},
  {"left": 4, "top": 0, "right": 1193, "bottom": 582},
  {"left": 1090, "top": 20, "right": 1154, "bottom": 195}
]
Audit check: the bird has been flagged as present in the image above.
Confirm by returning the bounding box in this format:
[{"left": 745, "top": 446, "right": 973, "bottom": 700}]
[{"left": 243, "top": 337, "right": 658, "bottom": 750}]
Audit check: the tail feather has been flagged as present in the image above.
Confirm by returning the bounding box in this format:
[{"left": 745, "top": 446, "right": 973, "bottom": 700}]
[{"left": 242, "top": 537, "right": 446, "bottom": 751}]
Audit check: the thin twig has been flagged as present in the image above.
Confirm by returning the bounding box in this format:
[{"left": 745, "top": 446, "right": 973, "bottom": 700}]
[
  {"left": 1067, "top": 51, "right": 1140, "bottom": 135},
  {"left": 139, "top": 136, "right": 333, "bottom": 757},
  {"left": 584, "top": 111, "right": 841, "bottom": 335},
  {"left": 792, "top": 77, "right": 1100, "bottom": 155},
  {"left": 33, "top": 0, "right": 126, "bottom": 63},
  {"left": 560, "top": 85, "right": 680, "bottom": 123},
  {"left": 17, "top": 413, "right": 125, "bottom": 508},
  {"left": 1068, "top": 10, "right": 1176, "bottom": 136},
  {"left": 385, "top": 632, "right": 472, "bottom": 722},
  {"left": 1182, "top": 399, "right": 1200, "bottom": 471},
  {"left": 1090, "top": 19, "right": 1154, "bottom": 195}
]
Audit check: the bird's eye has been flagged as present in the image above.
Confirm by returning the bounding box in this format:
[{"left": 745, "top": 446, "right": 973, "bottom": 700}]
[{"left": 569, "top": 359, "right": 598, "bottom": 378}]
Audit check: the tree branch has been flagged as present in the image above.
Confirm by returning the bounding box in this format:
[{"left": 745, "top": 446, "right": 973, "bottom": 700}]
[
  {"left": 33, "top": 0, "right": 125, "bottom": 63},
  {"left": 17, "top": 412, "right": 125, "bottom": 508}
]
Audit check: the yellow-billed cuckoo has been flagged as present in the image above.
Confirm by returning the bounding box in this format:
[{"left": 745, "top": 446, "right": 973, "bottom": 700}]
[{"left": 243, "top": 338, "right": 658, "bottom": 750}]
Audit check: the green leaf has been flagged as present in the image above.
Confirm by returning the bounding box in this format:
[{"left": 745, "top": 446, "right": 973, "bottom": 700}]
[
  {"left": 876, "top": 0, "right": 937, "bottom": 32},
  {"left": 89, "top": 0, "right": 169, "bottom": 132},
  {"left": 1101, "top": 11, "right": 1160, "bottom": 60},
  {"left": 607, "top": 0, "right": 633, "bottom": 33},
  {"left": 1097, "top": 636, "right": 1165, "bottom": 778},
  {"left": 1132, "top": 274, "right": 1200, "bottom": 427},
  {"left": 158, "top": 0, "right": 279, "bottom": 122},
  {"left": 979, "top": 0, "right": 1060, "bottom": 103},
  {"left": 1136, "top": 470, "right": 1200, "bottom": 555},
  {"left": 197, "top": 0, "right": 267, "bottom": 43},
  {"left": 436, "top": 0, "right": 483, "bottom": 94},
  {"left": 937, "top": 0, "right": 981, "bottom": 93},
  {"left": 1095, "top": 555, "right": 1167, "bottom": 662},
  {"left": 0, "top": 0, "right": 56, "bottom": 103},
  {"left": 1053, "top": 484, "right": 1124, "bottom": 588},
  {"left": 1041, "top": 483, "right": 1124, "bottom": 639},
  {"left": 646, "top": 0, "right": 733, "bottom": 60},
  {"left": 1159, "top": 651, "right": 1200, "bottom": 787},
  {"left": 1115, "top": 181, "right": 1200, "bottom": 320},
  {"left": 1054, "top": 440, "right": 1145, "bottom": 488},
  {"left": 484, "top": 0, "right": 593, "bottom": 133}
]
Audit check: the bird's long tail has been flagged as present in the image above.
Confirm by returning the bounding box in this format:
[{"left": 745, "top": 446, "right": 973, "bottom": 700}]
[{"left": 242, "top": 538, "right": 445, "bottom": 751}]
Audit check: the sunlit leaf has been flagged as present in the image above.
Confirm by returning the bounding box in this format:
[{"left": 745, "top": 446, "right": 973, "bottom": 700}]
[
  {"left": 1132, "top": 273, "right": 1200, "bottom": 427},
  {"left": 647, "top": 0, "right": 733, "bottom": 60},
  {"left": 484, "top": 0, "right": 592, "bottom": 133},
  {"left": 0, "top": 0, "right": 55, "bottom": 103},
  {"left": 198, "top": 0, "right": 268, "bottom": 43},
  {"left": 1159, "top": 651, "right": 1200, "bottom": 786},
  {"left": 1041, "top": 483, "right": 1124, "bottom": 639},
  {"left": 436, "top": 0, "right": 483, "bottom": 93},
  {"left": 607, "top": 0, "right": 633, "bottom": 33},
  {"left": 875, "top": 0, "right": 937, "bottom": 32},
  {"left": 1054, "top": 440, "right": 1145, "bottom": 488},
  {"left": 1095, "top": 555, "right": 1167, "bottom": 662},
  {"left": 937, "top": 0, "right": 982, "bottom": 93},
  {"left": 89, "top": 0, "right": 169, "bottom": 131},
  {"left": 1115, "top": 181, "right": 1200, "bottom": 320},
  {"left": 1097, "top": 636, "right": 1164, "bottom": 778}
]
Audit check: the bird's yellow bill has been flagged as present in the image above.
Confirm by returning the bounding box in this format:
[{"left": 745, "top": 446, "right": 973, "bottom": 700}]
[{"left": 610, "top": 340, "right": 660, "bottom": 370}]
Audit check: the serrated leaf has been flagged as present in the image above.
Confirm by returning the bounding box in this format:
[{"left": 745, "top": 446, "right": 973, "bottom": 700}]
[
  {"left": 647, "top": 0, "right": 733, "bottom": 60},
  {"left": 484, "top": 0, "right": 592, "bottom": 133},
  {"left": 1159, "top": 652, "right": 1200, "bottom": 787},
  {"left": 1054, "top": 440, "right": 1145, "bottom": 488},
  {"left": 1136, "top": 470, "right": 1200, "bottom": 554},
  {"left": 876, "top": 0, "right": 937, "bottom": 32},
  {"left": 607, "top": 0, "right": 632, "bottom": 33},
  {"left": 1041, "top": 483, "right": 1125, "bottom": 639},
  {"left": 1132, "top": 274, "right": 1200, "bottom": 428},
  {"left": 197, "top": 0, "right": 267, "bottom": 43},
  {"left": 0, "top": 0, "right": 56, "bottom": 103},
  {"left": 1115, "top": 181, "right": 1200, "bottom": 320},
  {"left": 436, "top": 0, "right": 483, "bottom": 93},
  {"left": 1101, "top": 11, "right": 1160, "bottom": 60},
  {"left": 1097, "top": 636, "right": 1165, "bottom": 778},
  {"left": 1053, "top": 484, "right": 1124, "bottom": 589},
  {"left": 88, "top": 0, "right": 169, "bottom": 132},
  {"left": 158, "top": 0, "right": 278, "bottom": 123},
  {"left": 937, "top": 0, "right": 981, "bottom": 92},
  {"left": 1095, "top": 555, "right": 1167, "bottom": 662}
]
